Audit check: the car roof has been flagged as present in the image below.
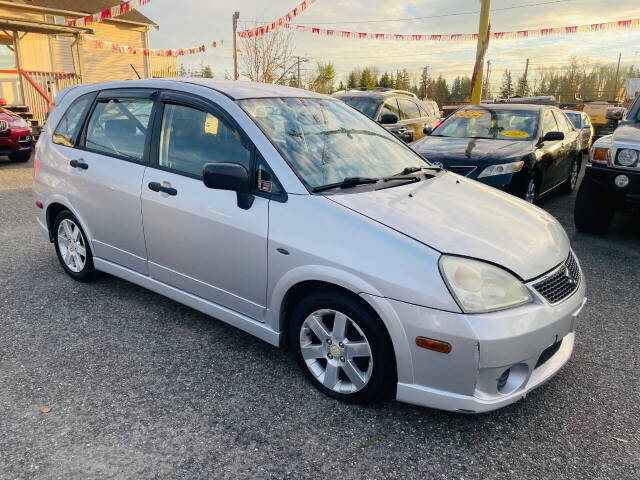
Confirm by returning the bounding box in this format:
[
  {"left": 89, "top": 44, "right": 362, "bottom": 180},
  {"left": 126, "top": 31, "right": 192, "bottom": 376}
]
[
  {"left": 334, "top": 90, "right": 417, "bottom": 99},
  {"left": 474, "top": 103, "right": 548, "bottom": 112},
  {"left": 69, "top": 78, "right": 330, "bottom": 101},
  {"left": 563, "top": 110, "right": 583, "bottom": 114}
]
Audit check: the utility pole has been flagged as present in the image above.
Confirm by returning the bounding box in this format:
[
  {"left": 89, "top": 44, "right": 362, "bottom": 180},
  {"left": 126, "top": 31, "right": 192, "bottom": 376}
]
[
  {"left": 297, "top": 56, "right": 301, "bottom": 88},
  {"left": 521, "top": 58, "right": 530, "bottom": 97},
  {"left": 232, "top": 11, "right": 240, "bottom": 81},
  {"left": 471, "top": 0, "right": 491, "bottom": 104},
  {"left": 614, "top": 52, "right": 622, "bottom": 101},
  {"left": 483, "top": 60, "right": 491, "bottom": 100}
]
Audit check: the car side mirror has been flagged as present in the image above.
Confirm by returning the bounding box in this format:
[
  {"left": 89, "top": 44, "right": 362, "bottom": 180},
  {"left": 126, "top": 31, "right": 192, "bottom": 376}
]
[
  {"left": 606, "top": 107, "right": 624, "bottom": 121},
  {"left": 202, "top": 162, "right": 254, "bottom": 210},
  {"left": 379, "top": 113, "right": 398, "bottom": 125},
  {"left": 541, "top": 131, "right": 564, "bottom": 142}
]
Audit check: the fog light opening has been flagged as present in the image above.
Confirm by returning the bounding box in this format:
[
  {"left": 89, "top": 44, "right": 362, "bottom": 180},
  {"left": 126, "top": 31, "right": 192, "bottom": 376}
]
[
  {"left": 614, "top": 175, "right": 629, "bottom": 188},
  {"left": 497, "top": 363, "right": 529, "bottom": 395}
]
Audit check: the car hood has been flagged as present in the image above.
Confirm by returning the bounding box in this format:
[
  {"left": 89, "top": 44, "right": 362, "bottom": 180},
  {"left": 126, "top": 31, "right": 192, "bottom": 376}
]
[
  {"left": 328, "top": 172, "right": 569, "bottom": 281},
  {"left": 612, "top": 123, "right": 640, "bottom": 143},
  {"left": 412, "top": 136, "right": 533, "bottom": 162}
]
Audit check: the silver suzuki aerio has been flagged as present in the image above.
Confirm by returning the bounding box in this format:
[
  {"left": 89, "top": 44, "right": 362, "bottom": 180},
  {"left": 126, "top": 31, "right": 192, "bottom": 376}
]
[{"left": 33, "top": 79, "right": 586, "bottom": 413}]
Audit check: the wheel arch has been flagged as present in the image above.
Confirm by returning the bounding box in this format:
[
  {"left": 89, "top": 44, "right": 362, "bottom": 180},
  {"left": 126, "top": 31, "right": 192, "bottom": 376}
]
[
  {"left": 269, "top": 266, "right": 413, "bottom": 385},
  {"left": 45, "top": 198, "right": 96, "bottom": 256}
]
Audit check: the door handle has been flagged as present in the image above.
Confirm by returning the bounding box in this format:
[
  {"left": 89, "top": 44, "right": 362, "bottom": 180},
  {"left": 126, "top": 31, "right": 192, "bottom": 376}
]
[
  {"left": 70, "top": 159, "right": 88, "bottom": 169},
  {"left": 148, "top": 181, "right": 177, "bottom": 196}
]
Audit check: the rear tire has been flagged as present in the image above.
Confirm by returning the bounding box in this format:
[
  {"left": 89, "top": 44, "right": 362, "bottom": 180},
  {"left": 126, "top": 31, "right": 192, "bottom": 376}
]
[
  {"left": 574, "top": 175, "right": 614, "bottom": 234},
  {"left": 53, "top": 210, "right": 97, "bottom": 282},
  {"left": 9, "top": 149, "right": 31, "bottom": 162},
  {"left": 288, "top": 291, "right": 395, "bottom": 404}
]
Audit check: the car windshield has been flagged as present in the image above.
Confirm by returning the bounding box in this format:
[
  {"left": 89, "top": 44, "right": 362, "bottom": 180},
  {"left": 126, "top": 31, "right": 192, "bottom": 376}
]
[
  {"left": 239, "top": 97, "right": 427, "bottom": 190},
  {"left": 336, "top": 96, "right": 381, "bottom": 119},
  {"left": 565, "top": 112, "right": 582, "bottom": 128},
  {"left": 432, "top": 108, "right": 539, "bottom": 141}
]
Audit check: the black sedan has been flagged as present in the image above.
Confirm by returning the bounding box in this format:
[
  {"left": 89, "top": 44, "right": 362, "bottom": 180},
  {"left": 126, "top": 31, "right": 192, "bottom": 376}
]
[{"left": 411, "top": 104, "right": 582, "bottom": 203}]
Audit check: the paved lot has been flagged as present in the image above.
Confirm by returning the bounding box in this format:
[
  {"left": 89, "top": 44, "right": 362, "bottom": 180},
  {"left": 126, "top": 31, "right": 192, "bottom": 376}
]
[{"left": 1, "top": 155, "right": 638, "bottom": 479}]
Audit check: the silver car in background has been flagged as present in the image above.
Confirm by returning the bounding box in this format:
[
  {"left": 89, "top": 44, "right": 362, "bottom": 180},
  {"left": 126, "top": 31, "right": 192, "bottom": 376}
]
[
  {"left": 565, "top": 110, "right": 595, "bottom": 153},
  {"left": 33, "top": 79, "right": 586, "bottom": 413}
]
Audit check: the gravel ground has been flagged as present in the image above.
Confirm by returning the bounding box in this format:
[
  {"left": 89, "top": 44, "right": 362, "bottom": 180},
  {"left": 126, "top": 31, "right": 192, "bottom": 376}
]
[{"left": 0, "top": 155, "right": 638, "bottom": 479}]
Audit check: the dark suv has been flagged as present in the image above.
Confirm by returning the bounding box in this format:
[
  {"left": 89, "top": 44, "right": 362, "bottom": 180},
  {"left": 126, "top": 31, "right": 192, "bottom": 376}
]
[
  {"left": 574, "top": 95, "right": 640, "bottom": 234},
  {"left": 333, "top": 89, "right": 440, "bottom": 143}
]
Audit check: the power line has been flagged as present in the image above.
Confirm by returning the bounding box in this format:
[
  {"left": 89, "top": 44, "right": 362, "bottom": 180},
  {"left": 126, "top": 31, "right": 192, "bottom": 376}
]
[{"left": 283, "top": 0, "right": 573, "bottom": 25}]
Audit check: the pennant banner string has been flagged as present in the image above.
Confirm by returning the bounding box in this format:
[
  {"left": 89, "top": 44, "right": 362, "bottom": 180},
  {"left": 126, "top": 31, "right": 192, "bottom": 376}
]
[
  {"left": 238, "top": 0, "right": 316, "bottom": 39},
  {"left": 68, "top": 0, "right": 154, "bottom": 27},
  {"left": 284, "top": 17, "right": 640, "bottom": 42},
  {"left": 81, "top": 35, "right": 210, "bottom": 57}
]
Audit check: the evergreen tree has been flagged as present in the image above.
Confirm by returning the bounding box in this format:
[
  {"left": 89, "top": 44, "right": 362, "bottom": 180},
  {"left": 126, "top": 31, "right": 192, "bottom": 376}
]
[
  {"left": 419, "top": 66, "right": 429, "bottom": 99},
  {"left": 500, "top": 69, "right": 514, "bottom": 98},
  {"left": 378, "top": 72, "right": 392, "bottom": 88},
  {"left": 347, "top": 71, "right": 358, "bottom": 89},
  {"left": 359, "top": 68, "right": 376, "bottom": 90}
]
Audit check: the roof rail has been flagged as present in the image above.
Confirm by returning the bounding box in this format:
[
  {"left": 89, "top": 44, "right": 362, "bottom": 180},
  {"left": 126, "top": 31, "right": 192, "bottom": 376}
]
[{"left": 384, "top": 89, "right": 417, "bottom": 98}]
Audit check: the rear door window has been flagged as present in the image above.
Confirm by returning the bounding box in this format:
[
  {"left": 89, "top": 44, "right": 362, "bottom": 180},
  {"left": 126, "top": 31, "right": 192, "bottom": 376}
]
[
  {"left": 84, "top": 97, "right": 154, "bottom": 161},
  {"left": 398, "top": 99, "right": 421, "bottom": 120},
  {"left": 52, "top": 93, "right": 93, "bottom": 147}
]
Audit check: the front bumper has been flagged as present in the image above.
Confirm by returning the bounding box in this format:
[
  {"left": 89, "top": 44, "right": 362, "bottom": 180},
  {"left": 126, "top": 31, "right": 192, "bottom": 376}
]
[
  {"left": 585, "top": 164, "right": 640, "bottom": 210},
  {"left": 365, "top": 261, "right": 587, "bottom": 413},
  {"left": 0, "top": 127, "right": 33, "bottom": 154}
]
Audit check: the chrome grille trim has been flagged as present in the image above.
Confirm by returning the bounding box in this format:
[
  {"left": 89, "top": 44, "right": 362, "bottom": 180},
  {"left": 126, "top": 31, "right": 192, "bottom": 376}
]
[
  {"left": 532, "top": 252, "right": 581, "bottom": 305},
  {"left": 0, "top": 120, "right": 8, "bottom": 131}
]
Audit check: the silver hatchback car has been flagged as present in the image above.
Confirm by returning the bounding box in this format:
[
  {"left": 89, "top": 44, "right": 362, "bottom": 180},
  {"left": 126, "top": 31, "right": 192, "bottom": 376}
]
[{"left": 33, "top": 79, "right": 586, "bottom": 413}]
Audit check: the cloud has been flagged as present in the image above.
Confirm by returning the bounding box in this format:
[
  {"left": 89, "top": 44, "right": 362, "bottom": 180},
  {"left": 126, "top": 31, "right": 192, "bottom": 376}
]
[{"left": 140, "top": 0, "right": 640, "bottom": 82}]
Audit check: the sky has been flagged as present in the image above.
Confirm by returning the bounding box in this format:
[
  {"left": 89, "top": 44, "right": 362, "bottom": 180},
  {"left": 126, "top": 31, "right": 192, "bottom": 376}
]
[{"left": 139, "top": 0, "right": 640, "bottom": 88}]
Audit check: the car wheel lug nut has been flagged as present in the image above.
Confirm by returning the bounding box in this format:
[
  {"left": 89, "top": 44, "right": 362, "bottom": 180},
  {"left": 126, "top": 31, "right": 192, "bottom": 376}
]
[
  {"left": 327, "top": 339, "right": 332, "bottom": 345},
  {"left": 327, "top": 353, "right": 333, "bottom": 359},
  {"left": 340, "top": 356, "right": 345, "bottom": 362},
  {"left": 339, "top": 342, "right": 344, "bottom": 348}
]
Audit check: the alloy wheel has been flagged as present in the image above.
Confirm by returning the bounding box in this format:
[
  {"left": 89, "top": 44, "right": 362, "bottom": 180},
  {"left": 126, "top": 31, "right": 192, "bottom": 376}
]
[
  {"left": 525, "top": 178, "right": 536, "bottom": 203},
  {"left": 570, "top": 161, "right": 579, "bottom": 191},
  {"left": 299, "top": 309, "right": 373, "bottom": 394},
  {"left": 57, "top": 219, "right": 87, "bottom": 273}
]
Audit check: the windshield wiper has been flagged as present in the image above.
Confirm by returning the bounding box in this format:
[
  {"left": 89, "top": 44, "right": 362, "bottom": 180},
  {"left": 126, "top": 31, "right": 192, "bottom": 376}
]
[
  {"left": 384, "top": 165, "right": 440, "bottom": 181},
  {"left": 312, "top": 177, "right": 378, "bottom": 193}
]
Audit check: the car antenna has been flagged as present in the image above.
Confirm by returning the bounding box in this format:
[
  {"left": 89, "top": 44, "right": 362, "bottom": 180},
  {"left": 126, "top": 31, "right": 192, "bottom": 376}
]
[{"left": 130, "top": 64, "right": 141, "bottom": 79}]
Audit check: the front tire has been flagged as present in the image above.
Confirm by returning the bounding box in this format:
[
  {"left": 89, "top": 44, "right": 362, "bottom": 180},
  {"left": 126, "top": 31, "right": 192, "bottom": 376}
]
[
  {"left": 289, "top": 291, "right": 396, "bottom": 404},
  {"left": 560, "top": 157, "right": 580, "bottom": 194},
  {"left": 53, "top": 211, "right": 96, "bottom": 281},
  {"left": 574, "top": 175, "right": 614, "bottom": 234}
]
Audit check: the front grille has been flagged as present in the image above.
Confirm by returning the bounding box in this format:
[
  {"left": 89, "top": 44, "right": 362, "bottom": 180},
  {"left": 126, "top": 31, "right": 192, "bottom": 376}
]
[
  {"left": 446, "top": 165, "right": 477, "bottom": 177},
  {"left": 0, "top": 120, "right": 8, "bottom": 131},
  {"left": 533, "top": 253, "right": 580, "bottom": 304},
  {"left": 535, "top": 339, "right": 563, "bottom": 369}
]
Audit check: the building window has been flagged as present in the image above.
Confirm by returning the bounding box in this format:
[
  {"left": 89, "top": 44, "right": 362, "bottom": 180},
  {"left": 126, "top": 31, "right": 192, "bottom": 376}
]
[{"left": 44, "top": 14, "right": 66, "bottom": 40}]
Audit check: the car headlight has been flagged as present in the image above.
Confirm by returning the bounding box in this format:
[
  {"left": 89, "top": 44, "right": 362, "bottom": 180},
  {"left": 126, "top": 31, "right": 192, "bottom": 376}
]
[
  {"left": 617, "top": 149, "right": 639, "bottom": 167},
  {"left": 477, "top": 160, "right": 524, "bottom": 178},
  {"left": 439, "top": 255, "right": 533, "bottom": 313},
  {"left": 11, "top": 117, "right": 28, "bottom": 128}
]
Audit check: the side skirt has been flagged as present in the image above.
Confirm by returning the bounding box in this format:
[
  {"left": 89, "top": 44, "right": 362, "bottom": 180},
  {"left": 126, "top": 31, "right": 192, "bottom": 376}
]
[{"left": 93, "top": 258, "right": 281, "bottom": 347}]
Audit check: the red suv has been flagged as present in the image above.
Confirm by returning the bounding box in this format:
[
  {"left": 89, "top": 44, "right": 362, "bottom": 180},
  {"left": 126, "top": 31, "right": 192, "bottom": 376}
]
[{"left": 0, "top": 106, "right": 33, "bottom": 162}]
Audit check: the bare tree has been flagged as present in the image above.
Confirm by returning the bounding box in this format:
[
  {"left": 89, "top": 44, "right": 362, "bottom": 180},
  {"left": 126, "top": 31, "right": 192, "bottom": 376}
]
[{"left": 239, "top": 27, "right": 296, "bottom": 84}]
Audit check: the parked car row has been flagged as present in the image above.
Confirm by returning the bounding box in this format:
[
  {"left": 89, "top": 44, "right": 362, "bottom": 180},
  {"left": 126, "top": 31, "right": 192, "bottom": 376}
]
[{"left": 34, "top": 79, "right": 586, "bottom": 413}]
